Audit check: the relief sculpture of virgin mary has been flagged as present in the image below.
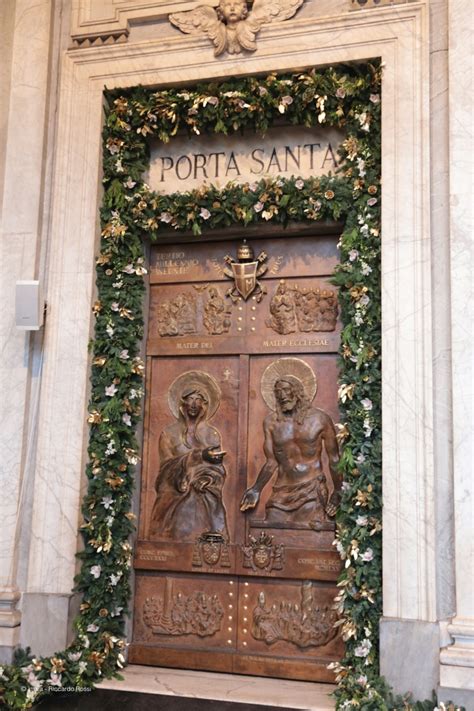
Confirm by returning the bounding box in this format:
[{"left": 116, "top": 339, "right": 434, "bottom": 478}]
[{"left": 149, "top": 371, "right": 229, "bottom": 542}]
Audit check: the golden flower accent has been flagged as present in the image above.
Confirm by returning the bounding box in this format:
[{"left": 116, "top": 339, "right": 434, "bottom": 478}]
[
  {"left": 80, "top": 602, "right": 90, "bottom": 612},
  {"left": 338, "top": 383, "right": 355, "bottom": 402},
  {"left": 368, "top": 185, "right": 378, "bottom": 195},
  {"left": 87, "top": 410, "right": 102, "bottom": 425},
  {"left": 336, "top": 422, "right": 350, "bottom": 442},
  {"left": 89, "top": 651, "right": 105, "bottom": 667},
  {"left": 50, "top": 657, "right": 66, "bottom": 673},
  {"left": 342, "top": 136, "right": 359, "bottom": 160},
  {"left": 92, "top": 301, "right": 102, "bottom": 314},
  {"left": 32, "top": 658, "right": 43, "bottom": 671},
  {"left": 342, "top": 344, "right": 352, "bottom": 359},
  {"left": 349, "top": 285, "right": 368, "bottom": 300},
  {"left": 114, "top": 97, "right": 128, "bottom": 114},
  {"left": 324, "top": 190, "right": 335, "bottom": 200},
  {"left": 131, "top": 358, "right": 145, "bottom": 375},
  {"left": 105, "top": 476, "right": 124, "bottom": 489},
  {"left": 96, "top": 253, "right": 111, "bottom": 265},
  {"left": 118, "top": 464, "right": 127, "bottom": 472},
  {"left": 99, "top": 608, "right": 108, "bottom": 618},
  {"left": 119, "top": 307, "right": 134, "bottom": 319},
  {"left": 93, "top": 356, "right": 107, "bottom": 367},
  {"left": 125, "top": 512, "right": 137, "bottom": 521}
]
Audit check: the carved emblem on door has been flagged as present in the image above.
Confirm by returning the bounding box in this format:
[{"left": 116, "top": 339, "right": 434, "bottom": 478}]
[
  {"left": 242, "top": 532, "right": 284, "bottom": 572},
  {"left": 224, "top": 241, "right": 268, "bottom": 302},
  {"left": 192, "top": 531, "right": 231, "bottom": 568},
  {"left": 252, "top": 582, "right": 338, "bottom": 648}
]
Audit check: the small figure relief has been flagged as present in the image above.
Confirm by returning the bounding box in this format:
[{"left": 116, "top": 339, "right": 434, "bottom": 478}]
[
  {"left": 266, "top": 280, "right": 297, "bottom": 335},
  {"left": 242, "top": 532, "right": 284, "bottom": 573},
  {"left": 157, "top": 293, "right": 197, "bottom": 337},
  {"left": 144, "top": 578, "right": 224, "bottom": 637},
  {"left": 149, "top": 371, "right": 229, "bottom": 542},
  {"left": 266, "top": 280, "right": 338, "bottom": 335},
  {"left": 252, "top": 581, "right": 338, "bottom": 648},
  {"left": 224, "top": 241, "right": 268, "bottom": 303},
  {"left": 192, "top": 531, "right": 231, "bottom": 568},
  {"left": 169, "top": 0, "right": 303, "bottom": 57},
  {"left": 203, "top": 287, "right": 232, "bottom": 335},
  {"left": 240, "top": 358, "right": 341, "bottom": 531}
]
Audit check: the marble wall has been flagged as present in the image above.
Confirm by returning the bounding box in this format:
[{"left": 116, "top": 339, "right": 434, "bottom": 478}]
[{"left": 0, "top": 0, "right": 472, "bottom": 705}]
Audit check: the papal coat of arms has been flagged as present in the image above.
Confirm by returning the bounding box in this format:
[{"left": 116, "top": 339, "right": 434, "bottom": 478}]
[
  {"left": 242, "top": 532, "right": 284, "bottom": 572},
  {"left": 224, "top": 241, "right": 268, "bottom": 302}
]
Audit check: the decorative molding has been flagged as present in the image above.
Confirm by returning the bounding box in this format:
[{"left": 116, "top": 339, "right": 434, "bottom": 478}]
[{"left": 350, "top": 0, "right": 416, "bottom": 8}]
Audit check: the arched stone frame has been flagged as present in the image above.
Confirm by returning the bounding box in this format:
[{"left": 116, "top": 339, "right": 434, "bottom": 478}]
[{"left": 16, "top": 0, "right": 450, "bottom": 698}]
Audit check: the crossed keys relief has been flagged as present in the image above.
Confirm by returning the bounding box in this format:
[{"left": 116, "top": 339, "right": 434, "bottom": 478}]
[{"left": 169, "top": 0, "right": 304, "bottom": 56}]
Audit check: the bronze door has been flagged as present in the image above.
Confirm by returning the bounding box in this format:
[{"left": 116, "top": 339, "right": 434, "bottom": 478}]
[{"left": 130, "top": 233, "right": 344, "bottom": 681}]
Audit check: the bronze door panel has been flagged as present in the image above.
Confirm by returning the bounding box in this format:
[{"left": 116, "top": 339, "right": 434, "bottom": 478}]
[{"left": 132, "top": 232, "right": 343, "bottom": 681}]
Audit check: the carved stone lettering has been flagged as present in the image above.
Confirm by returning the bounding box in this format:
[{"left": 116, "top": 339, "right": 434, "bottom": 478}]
[{"left": 252, "top": 581, "right": 338, "bottom": 648}]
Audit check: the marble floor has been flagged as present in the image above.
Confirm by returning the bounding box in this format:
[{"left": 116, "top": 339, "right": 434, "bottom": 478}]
[{"left": 100, "top": 666, "right": 336, "bottom": 710}]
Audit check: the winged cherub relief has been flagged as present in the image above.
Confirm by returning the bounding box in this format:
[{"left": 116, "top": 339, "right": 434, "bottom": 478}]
[{"left": 169, "top": 0, "right": 304, "bottom": 57}]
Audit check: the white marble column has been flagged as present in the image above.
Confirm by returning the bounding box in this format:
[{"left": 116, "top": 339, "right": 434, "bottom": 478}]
[
  {"left": 0, "top": 0, "right": 54, "bottom": 662},
  {"left": 439, "top": 0, "right": 474, "bottom": 704}
]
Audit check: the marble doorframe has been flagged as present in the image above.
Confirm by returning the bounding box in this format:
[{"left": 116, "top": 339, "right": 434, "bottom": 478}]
[{"left": 19, "top": 0, "right": 454, "bottom": 698}]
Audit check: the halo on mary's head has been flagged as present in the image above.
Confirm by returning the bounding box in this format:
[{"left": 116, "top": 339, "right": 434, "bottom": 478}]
[
  {"left": 261, "top": 357, "right": 317, "bottom": 411},
  {"left": 168, "top": 370, "right": 221, "bottom": 419}
]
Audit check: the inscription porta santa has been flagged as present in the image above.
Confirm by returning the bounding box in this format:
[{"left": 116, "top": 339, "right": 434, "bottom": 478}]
[{"left": 148, "top": 125, "right": 343, "bottom": 192}]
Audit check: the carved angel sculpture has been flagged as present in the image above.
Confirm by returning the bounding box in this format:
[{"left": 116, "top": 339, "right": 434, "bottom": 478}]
[{"left": 169, "top": 0, "right": 304, "bottom": 56}]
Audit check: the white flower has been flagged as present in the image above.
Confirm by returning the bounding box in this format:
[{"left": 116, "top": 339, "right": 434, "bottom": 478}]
[
  {"left": 341, "top": 481, "right": 351, "bottom": 492},
  {"left": 125, "top": 450, "right": 139, "bottom": 465},
  {"left": 359, "top": 294, "right": 370, "bottom": 306},
  {"left": 361, "top": 548, "right": 374, "bottom": 562},
  {"left": 262, "top": 210, "right": 273, "bottom": 221},
  {"left": 357, "top": 112, "right": 370, "bottom": 132},
  {"left": 334, "top": 540, "right": 345, "bottom": 556},
  {"left": 101, "top": 495, "right": 114, "bottom": 509},
  {"left": 370, "top": 93, "right": 380, "bottom": 104},
  {"left": 112, "top": 280, "right": 123, "bottom": 289},
  {"left": 354, "top": 639, "right": 372, "bottom": 657},
  {"left": 203, "top": 95, "right": 219, "bottom": 106},
  {"left": 356, "top": 515, "right": 368, "bottom": 526},
  {"left": 317, "top": 112, "right": 326, "bottom": 124},
  {"left": 105, "top": 384, "right": 118, "bottom": 397},
  {"left": 253, "top": 201, "right": 264, "bottom": 213},
  {"left": 159, "top": 211, "right": 172, "bottom": 223},
  {"left": 48, "top": 672, "right": 62, "bottom": 687},
  {"left": 361, "top": 262, "right": 372, "bottom": 276},
  {"left": 110, "top": 573, "right": 122, "bottom": 586},
  {"left": 367, "top": 197, "right": 377, "bottom": 207},
  {"left": 361, "top": 398, "right": 373, "bottom": 411},
  {"left": 68, "top": 651, "right": 82, "bottom": 662},
  {"left": 363, "top": 418, "right": 373, "bottom": 437},
  {"left": 356, "top": 453, "right": 366, "bottom": 463},
  {"left": 199, "top": 207, "right": 211, "bottom": 220},
  {"left": 27, "top": 671, "right": 42, "bottom": 691},
  {"left": 129, "top": 388, "right": 141, "bottom": 399},
  {"left": 78, "top": 661, "right": 88, "bottom": 674},
  {"left": 249, "top": 181, "right": 259, "bottom": 192},
  {"left": 357, "top": 674, "right": 368, "bottom": 686},
  {"left": 111, "top": 606, "right": 123, "bottom": 617},
  {"left": 119, "top": 349, "right": 129, "bottom": 360},
  {"left": 87, "top": 623, "right": 99, "bottom": 633},
  {"left": 122, "top": 413, "right": 132, "bottom": 427},
  {"left": 106, "top": 324, "right": 114, "bottom": 337},
  {"left": 105, "top": 439, "right": 117, "bottom": 456},
  {"left": 90, "top": 565, "right": 102, "bottom": 579},
  {"left": 0, "top": 666, "right": 4, "bottom": 679},
  {"left": 122, "top": 264, "right": 135, "bottom": 274},
  {"left": 115, "top": 159, "right": 124, "bottom": 172},
  {"left": 295, "top": 179, "right": 304, "bottom": 190},
  {"left": 349, "top": 249, "right": 359, "bottom": 262},
  {"left": 354, "top": 312, "right": 364, "bottom": 326},
  {"left": 106, "top": 515, "right": 114, "bottom": 527},
  {"left": 336, "top": 87, "right": 346, "bottom": 99},
  {"left": 356, "top": 157, "right": 366, "bottom": 177},
  {"left": 111, "top": 301, "right": 120, "bottom": 311},
  {"left": 258, "top": 86, "right": 267, "bottom": 96},
  {"left": 124, "top": 177, "right": 136, "bottom": 189},
  {"left": 278, "top": 95, "right": 293, "bottom": 113}
]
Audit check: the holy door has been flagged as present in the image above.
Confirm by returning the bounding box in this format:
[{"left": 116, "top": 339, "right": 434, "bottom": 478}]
[{"left": 130, "top": 231, "right": 344, "bottom": 681}]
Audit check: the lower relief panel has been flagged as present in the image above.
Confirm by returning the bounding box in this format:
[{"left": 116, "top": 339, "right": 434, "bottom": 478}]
[
  {"left": 130, "top": 573, "right": 342, "bottom": 682},
  {"left": 130, "top": 572, "right": 237, "bottom": 671},
  {"left": 235, "top": 577, "right": 342, "bottom": 681}
]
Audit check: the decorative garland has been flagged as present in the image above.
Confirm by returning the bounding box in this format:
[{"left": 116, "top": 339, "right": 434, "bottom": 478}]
[{"left": 0, "top": 64, "right": 457, "bottom": 711}]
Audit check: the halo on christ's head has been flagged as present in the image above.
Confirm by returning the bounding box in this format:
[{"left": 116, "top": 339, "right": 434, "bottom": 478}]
[{"left": 261, "top": 357, "right": 317, "bottom": 411}]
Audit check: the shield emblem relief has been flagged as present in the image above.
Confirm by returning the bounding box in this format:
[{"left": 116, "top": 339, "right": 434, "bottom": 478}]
[
  {"left": 254, "top": 545, "right": 272, "bottom": 570},
  {"left": 231, "top": 261, "right": 258, "bottom": 300}
]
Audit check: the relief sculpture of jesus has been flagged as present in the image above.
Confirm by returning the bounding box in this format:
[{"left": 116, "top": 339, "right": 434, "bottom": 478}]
[
  {"left": 149, "top": 371, "right": 228, "bottom": 542},
  {"left": 240, "top": 358, "right": 341, "bottom": 530}
]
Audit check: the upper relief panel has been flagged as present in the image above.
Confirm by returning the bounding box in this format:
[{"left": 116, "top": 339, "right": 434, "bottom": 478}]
[{"left": 70, "top": 0, "right": 417, "bottom": 50}]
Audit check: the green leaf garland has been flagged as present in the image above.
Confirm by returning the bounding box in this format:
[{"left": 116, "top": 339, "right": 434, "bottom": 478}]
[{"left": 0, "top": 63, "right": 458, "bottom": 711}]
